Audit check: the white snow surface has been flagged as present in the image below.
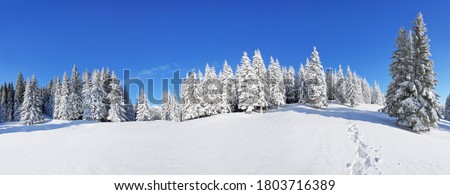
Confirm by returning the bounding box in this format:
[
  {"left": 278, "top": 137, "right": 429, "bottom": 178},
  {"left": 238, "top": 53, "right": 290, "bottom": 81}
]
[{"left": 1, "top": 103, "right": 450, "bottom": 175}]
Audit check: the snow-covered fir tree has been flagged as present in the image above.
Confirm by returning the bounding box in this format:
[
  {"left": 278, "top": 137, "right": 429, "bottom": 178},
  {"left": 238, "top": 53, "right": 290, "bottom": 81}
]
[
  {"left": 444, "top": 94, "right": 450, "bottom": 120},
  {"left": 136, "top": 89, "right": 153, "bottom": 121},
  {"left": 161, "top": 91, "right": 171, "bottom": 121},
  {"left": 14, "top": 71, "right": 25, "bottom": 121},
  {"left": 58, "top": 72, "right": 71, "bottom": 120},
  {"left": 384, "top": 28, "right": 408, "bottom": 117},
  {"left": 398, "top": 13, "right": 439, "bottom": 131},
  {"left": 171, "top": 93, "right": 181, "bottom": 122},
  {"left": 268, "top": 56, "right": 285, "bottom": 108},
  {"left": 42, "top": 79, "right": 54, "bottom": 117},
  {"left": 304, "top": 47, "right": 327, "bottom": 109},
  {"left": 69, "top": 65, "right": 82, "bottom": 120},
  {"left": 20, "top": 75, "right": 44, "bottom": 125},
  {"left": 81, "top": 70, "right": 93, "bottom": 120},
  {"left": 181, "top": 71, "right": 204, "bottom": 121},
  {"left": 237, "top": 51, "right": 259, "bottom": 113},
  {"left": 252, "top": 49, "right": 269, "bottom": 111},
  {"left": 386, "top": 13, "right": 439, "bottom": 132},
  {"left": 296, "top": 63, "right": 306, "bottom": 103},
  {"left": 285, "top": 66, "right": 296, "bottom": 104},
  {"left": 361, "top": 78, "right": 372, "bottom": 104},
  {"left": 0, "top": 84, "right": 7, "bottom": 122},
  {"left": 52, "top": 77, "right": 61, "bottom": 119},
  {"left": 371, "top": 81, "right": 383, "bottom": 105},
  {"left": 345, "top": 66, "right": 359, "bottom": 107},
  {"left": 123, "top": 87, "right": 135, "bottom": 121},
  {"left": 91, "top": 70, "right": 107, "bottom": 121},
  {"left": 107, "top": 72, "right": 127, "bottom": 122},
  {"left": 201, "top": 64, "right": 220, "bottom": 116},
  {"left": 334, "top": 65, "right": 346, "bottom": 104},
  {"left": 218, "top": 60, "right": 235, "bottom": 113}
]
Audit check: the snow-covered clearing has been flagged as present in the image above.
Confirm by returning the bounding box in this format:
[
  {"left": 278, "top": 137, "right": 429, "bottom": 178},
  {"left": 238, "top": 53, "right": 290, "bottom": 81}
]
[{"left": 1, "top": 103, "right": 450, "bottom": 175}]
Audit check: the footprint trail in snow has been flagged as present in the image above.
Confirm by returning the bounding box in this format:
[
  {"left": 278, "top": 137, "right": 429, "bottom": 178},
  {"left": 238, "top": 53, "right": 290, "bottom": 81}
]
[{"left": 346, "top": 121, "right": 382, "bottom": 175}]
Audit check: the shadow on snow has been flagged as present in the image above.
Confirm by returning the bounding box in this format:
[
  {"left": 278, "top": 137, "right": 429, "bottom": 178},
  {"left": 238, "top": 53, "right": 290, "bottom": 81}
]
[{"left": 0, "top": 119, "right": 96, "bottom": 135}]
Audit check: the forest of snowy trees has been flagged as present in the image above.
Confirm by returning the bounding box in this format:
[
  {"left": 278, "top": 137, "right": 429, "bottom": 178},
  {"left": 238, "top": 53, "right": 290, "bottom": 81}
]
[
  {"left": 0, "top": 13, "right": 445, "bottom": 133},
  {"left": 0, "top": 46, "right": 385, "bottom": 126}
]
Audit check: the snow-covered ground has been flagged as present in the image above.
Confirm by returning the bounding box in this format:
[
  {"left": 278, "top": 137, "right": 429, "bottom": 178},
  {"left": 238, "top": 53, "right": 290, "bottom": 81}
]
[{"left": 1, "top": 103, "right": 450, "bottom": 175}]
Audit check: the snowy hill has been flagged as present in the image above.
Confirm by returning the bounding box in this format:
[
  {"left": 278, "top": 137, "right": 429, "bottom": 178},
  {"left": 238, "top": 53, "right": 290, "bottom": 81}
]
[{"left": 1, "top": 103, "right": 450, "bottom": 175}]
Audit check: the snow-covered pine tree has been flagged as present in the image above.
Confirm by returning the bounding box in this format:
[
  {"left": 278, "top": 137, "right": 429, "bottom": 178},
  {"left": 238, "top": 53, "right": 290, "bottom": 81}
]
[
  {"left": 334, "top": 65, "right": 346, "bottom": 104},
  {"left": 296, "top": 63, "right": 306, "bottom": 103},
  {"left": 123, "top": 86, "right": 135, "bottom": 121},
  {"left": 69, "top": 65, "right": 82, "bottom": 120},
  {"left": 181, "top": 71, "right": 204, "bottom": 121},
  {"left": 196, "top": 69, "right": 206, "bottom": 117},
  {"left": 304, "top": 47, "right": 327, "bottom": 109},
  {"left": 371, "top": 81, "right": 383, "bottom": 105},
  {"left": 285, "top": 66, "right": 296, "bottom": 104},
  {"left": 237, "top": 51, "right": 259, "bottom": 113},
  {"left": 444, "top": 94, "right": 450, "bottom": 120},
  {"left": 0, "top": 84, "right": 6, "bottom": 122},
  {"left": 201, "top": 64, "right": 220, "bottom": 116},
  {"left": 171, "top": 93, "right": 181, "bottom": 122},
  {"left": 91, "top": 70, "right": 107, "bottom": 121},
  {"left": 161, "top": 91, "right": 171, "bottom": 121},
  {"left": 384, "top": 28, "right": 408, "bottom": 117},
  {"left": 81, "top": 70, "right": 93, "bottom": 120},
  {"left": 53, "top": 77, "right": 61, "bottom": 119},
  {"left": 42, "top": 80, "right": 54, "bottom": 117},
  {"left": 136, "top": 89, "right": 153, "bottom": 121},
  {"left": 361, "top": 78, "right": 372, "bottom": 104},
  {"left": 354, "top": 72, "right": 363, "bottom": 105},
  {"left": 13, "top": 71, "right": 25, "bottom": 121},
  {"left": 218, "top": 60, "right": 235, "bottom": 113},
  {"left": 252, "top": 49, "right": 269, "bottom": 111},
  {"left": 345, "top": 66, "right": 359, "bottom": 107},
  {"left": 20, "top": 75, "right": 44, "bottom": 125},
  {"left": 268, "top": 56, "right": 285, "bottom": 108},
  {"left": 101, "top": 67, "right": 112, "bottom": 115},
  {"left": 107, "top": 72, "right": 127, "bottom": 122},
  {"left": 396, "top": 13, "right": 439, "bottom": 131},
  {"left": 59, "top": 72, "right": 71, "bottom": 120},
  {"left": 7, "top": 82, "right": 15, "bottom": 121}
]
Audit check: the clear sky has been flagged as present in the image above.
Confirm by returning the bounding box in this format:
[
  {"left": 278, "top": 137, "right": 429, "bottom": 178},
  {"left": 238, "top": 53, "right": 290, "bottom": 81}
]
[{"left": 0, "top": 0, "right": 449, "bottom": 104}]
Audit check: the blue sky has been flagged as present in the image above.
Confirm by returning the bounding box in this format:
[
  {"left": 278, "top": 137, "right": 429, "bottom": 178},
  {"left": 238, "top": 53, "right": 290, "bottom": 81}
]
[{"left": 0, "top": 0, "right": 449, "bottom": 104}]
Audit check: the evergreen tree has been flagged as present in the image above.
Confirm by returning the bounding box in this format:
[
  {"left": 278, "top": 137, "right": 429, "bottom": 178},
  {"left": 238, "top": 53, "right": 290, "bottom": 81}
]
[
  {"left": 123, "top": 86, "right": 135, "bottom": 121},
  {"left": 59, "top": 72, "right": 71, "bottom": 120},
  {"left": 296, "top": 64, "right": 306, "bottom": 103},
  {"left": 136, "top": 89, "right": 153, "bottom": 121},
  {"left": 345, "top": 66, "right": 358, "bottom": 107},
  {"left": 237, "top": 51, "right": 259, "bottom": 113},
  {"left": 371, "top": 81, "right": 384, "bottom": 105},
  {"left": 171, "top": 93, "right": 181, "bottom": 122},
  {"left": 285, "top": 66, "right": 296, "bottom": 103},
  {"left": 181, "top": 71, "right": 204, "bottom": 121},
  {"left": 91, "top": 70, "right": 107, "bottom": 121},
  {"left": 304, "top": 47, "right": 327, "bottom": 108},
  {"left": 14, "top": 71, "right": 25, "bottom": 121},
  {"left": 334, "top": 65, "right": 346, "bottom": 104},
  {"left": 218, "top": 60, "right": 235, "bottom": 113},
  {"left": 20, "top": 75, "right": 44, "bottom": 125},
  {"left": 0, "top": 84, "right": 6, "bottom": 122},
  {"left": 444, "top": 94, "right": 450, "bottom": 120},
  {"left": 69, "top": 65, "right": 82, "bottom": 120},
  {"left": 252, "top": 49, "right": 269, "bottom": 111},
  {"left": 268, "top": 56, "right": 285, "bottom": 108},
  {"left": 361, "top": 78, "right": 372, "bottom": 104},
  {"left": 161, "top": 91, "right": 171, "bottom": 121},
  {"left": 396, "top": 13, "right": 439, "bottom": 131},
  {"left": 82, "top": 70, "right": 93, "bottom": 120},
  {"left": 201, "top": 64, "right": 220, "bottom": 116},
  {"left": 53, "top": 77, "right": 61, "bottom": 119},
  {"left": 107, "top": 72, "right": 127, "bottom": 122},
  {"left": 384, "top": 28, "right": 408, "bottom": 117}
]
